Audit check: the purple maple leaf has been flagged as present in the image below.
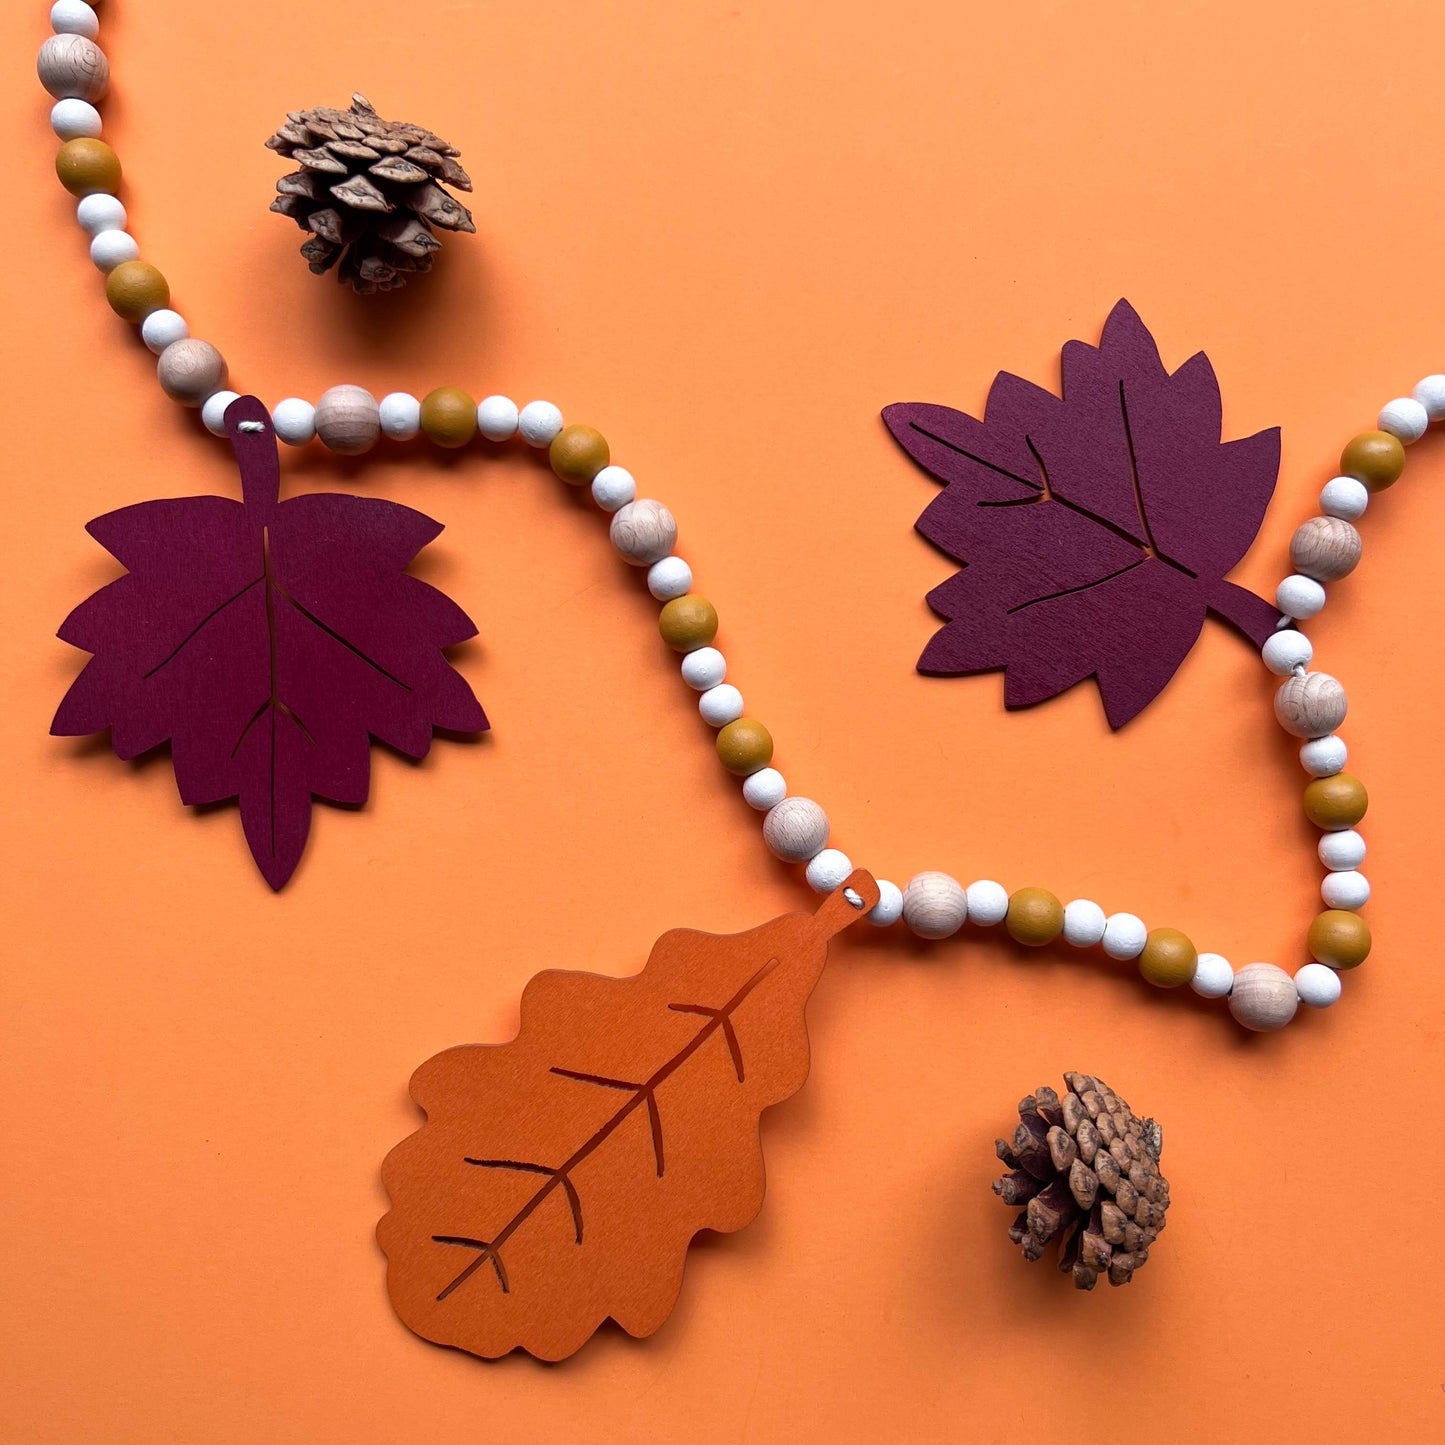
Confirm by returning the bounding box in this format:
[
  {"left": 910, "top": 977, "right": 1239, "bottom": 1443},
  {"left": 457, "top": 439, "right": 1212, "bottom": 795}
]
[
  {"left": 884, "top": 299, "right": 1281, "bottom": 728},
  {"left": 52, "top": 395, "right": 487, "bottom": 889}
]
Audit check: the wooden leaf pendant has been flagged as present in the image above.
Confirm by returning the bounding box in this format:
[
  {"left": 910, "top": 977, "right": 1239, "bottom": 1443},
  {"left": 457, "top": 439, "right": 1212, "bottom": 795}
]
[{"left": 378, "top": 871, "right": 880, "bottom": 1361}]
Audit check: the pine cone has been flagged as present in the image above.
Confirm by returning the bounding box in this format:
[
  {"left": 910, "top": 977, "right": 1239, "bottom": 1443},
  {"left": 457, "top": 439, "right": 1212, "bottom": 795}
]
[
  {"left": 267, "top": 94, "right": 475, "bottom": 294},
  {"left": 992, "top": 1072, "right": 1169, "bottom": 1290}
]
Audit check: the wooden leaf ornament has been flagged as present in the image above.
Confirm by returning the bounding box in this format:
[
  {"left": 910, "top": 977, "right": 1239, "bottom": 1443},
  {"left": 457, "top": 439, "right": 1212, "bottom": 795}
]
[
  {"left": 51, "top": 396, "right": 486, "bottom": 889},
  {"left": 378, "top": 871, "right": 881, "bottom": 1361},
  {"left": 884, "top": 299, "right": 1282, "bottom": 728}
]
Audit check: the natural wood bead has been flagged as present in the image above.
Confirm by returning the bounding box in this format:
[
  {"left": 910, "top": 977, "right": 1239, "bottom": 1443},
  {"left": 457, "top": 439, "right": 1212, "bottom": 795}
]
[
  {"left": 1303, "top": 773, "right": 1367, "bottom": 830},
  {"left": 156, "top": 339, "right": 227, "bottom": 406},
  {"left": 763, "top": 797, "right": 829, "bottom": 862},
  {"left": 549, "top": 424, "right": 610, "bottom": 485},
  {"left": 315, "top": 385, "right": 380, "bottom": 455},
  {"left": 1289, "top": 516, "right": 1361, "bottom": 582},
  {"left": 658, "top": 594, "right": 718, "bottom": 652},
  {"left": 1227, "top": 963, "right": 1299, "bottom": 1032},
  {"left": 1340, "top": 429, "right": 1405, "bottom": 492},
  {"left": 38, "top": 33, "right": 109, "bottom": 103},
  {"left": 54, "top": 137, "right": 119, "bottom": 197},
  {"left": 902, "top": 872, "right": 967, "bottom": 940},
  {"left": 104, "top": 260, "right": 168, "bottom": 323},
  {"left": 419, "top": 387, "right": 477, "bottom": 448},
  {"left": 1137, "top": 927, "right": 1197, "bottom": 988},
  {"left": 1274, "top": 671, "right": 1346, "bottom": 738},
  {"left": 611, "top": 499, "right": 678, "bottom": 566},
  {"left": 1005, "top": 887, "right": 1063, "bottom": 946},
  {"left": 715, "top": 718, "right": 773, "bottom": 776},
  {"left": 1307, "top": 910, "right": 1371, "bottom": 970}
]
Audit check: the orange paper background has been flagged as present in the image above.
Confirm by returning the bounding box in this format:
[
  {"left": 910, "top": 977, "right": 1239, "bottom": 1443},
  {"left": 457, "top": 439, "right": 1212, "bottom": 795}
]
[{"left": 3, "top": 1, "right": 1443, "bottom": 1440}]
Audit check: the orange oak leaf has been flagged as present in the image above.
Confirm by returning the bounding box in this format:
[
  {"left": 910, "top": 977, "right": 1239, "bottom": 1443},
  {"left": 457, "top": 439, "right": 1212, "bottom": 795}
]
[{"left": 377, "top": 872, "right": 880, "bottom": 1361}]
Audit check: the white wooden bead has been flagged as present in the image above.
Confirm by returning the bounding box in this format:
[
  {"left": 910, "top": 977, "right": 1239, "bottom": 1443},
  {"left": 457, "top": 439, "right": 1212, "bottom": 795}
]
[
  {"left": 806, "top": 848, "right": 853, "bottom": 894},
  {"left": 681, "top": 647, "right": 726, "bottom": 690},
  {"left": 1190, "top": 952, "right": 1234, "bottom": 999},
  {"left": 647, "top": 556, "right": 693, "bottom": 600},
  {"left": 271, "top": 397, "right": 316, "bottom": 447},
  {"left": 157, "top": 339, "right": 228, "bottom": 407},
  {"left": 200, "top": 390, "right": 241, "bottom": 437},
  {"left": 1062, "top": 898, "right": 1107, "bottom": 947},
  {"left": 1412, "top": 374, "right": 1445, "bottom": 422},
  {"left": 1294, "top": 962, "right": 1342, "bottom": 1009},
  {"left": 477, "top": 394, "right": 519, "bottom": 441},
  {"left": 1299, "top": 734, "right": 1347, "bottom": 777},
  {"left": 965, "top": 879, "right": 1010, "bottom": 927},
  {"left": 88, "top": 228, "right": 137, "bottom": 271},
  {"left": 590, "top": 465, "right": 636, "bottom": 512},
  {"left": 1101, "top": 912, "right": 1147, "bottom": 960},
  {"left": 1276, "top": 573, "right": 1325, "bottom": 620},
  {"left": 517, "top": 399, "right": 563, "bottom": 446},
  {"left": 1289, "top": 516, "right": 1361, "bottom": 582},
  {"left": 763, "top": 797, "right": 829, "bottom": 862},
  {"left": 1318, "top": 829, "right": 1365, "bottom": 870},
  {"left": 1321, "top": 869, "right": 1370, "bottom": 910},
  {"left": 868, "top": 879, "right": 904, "bottom": 927},
  {"left": 315, "top": 384, "right": 380, "bottom": 455},
  {"left": 742, "top": 768, "right": 786, "bottom": 811},
  {"left": 51, "top": 1, "right": 100, "bottom": 38},
  {"left": 610, "top": 499, "right": 678, "bottom": 566},
  {"left": 1261, "top": 629, "right": 1312, "bottom": 675},
  {"left": 38, "top": 33, "right": 109, "bottom": 102},
  {"left": 140, "top": 308, "right": 187, "bottom": 354},
  {"left": 51, "top": 97, "right": 101, "bottom": 140},
  {"left": 1378, "top": 396, "right": 1429, "bottom": 443},
  {"left": 76, "top": 191, "right": 124, "bottom": 236},
  {"left": 1320, "top": 475, "right": 1369, "bottom": 521},
  {"left": 698, "top": 684, "right": 744, "bottom": 727},
  {"left": 1228, "top": 963, "right": 1298, "bottom": 1031},
  {"left": 378, "top": 392, "right": 421, "bottom": 441},
  {"left": 1275, "top": 671, "right": 1347, "bottom": 738},
  {"left": 902, "top": 872, "right": 967, "bottom": 939}
]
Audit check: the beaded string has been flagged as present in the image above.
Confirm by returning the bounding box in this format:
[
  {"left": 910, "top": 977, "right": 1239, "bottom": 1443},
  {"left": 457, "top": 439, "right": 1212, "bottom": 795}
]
[{"left": 37, "top": 3, "right": 1445, "bottom": 1029}]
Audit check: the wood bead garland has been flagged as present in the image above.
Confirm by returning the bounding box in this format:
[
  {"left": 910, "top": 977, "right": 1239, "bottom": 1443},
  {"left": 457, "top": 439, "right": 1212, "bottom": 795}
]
[
  {"left": 419, "top": 387, "right": 477, "bottom": 448},
  {"left": 1289, "top": 516, "right": 1361, "bottom": 582},
  {"left": 38, "top": 32, "right": 109, "bottom": 103},
  {"left": 104, "top": 261, "right": 168, "bottom": 323},
  {"left": 1274, "top": 672, "right": 1347, "bottom": 738},
  {"left": 315, "top": 384, "right": 381, "bottom": 455},
  {"left": 902, "top": 872, "right": 967, "bottom": 940},
  {"left": 55, "top": 136, "right": 119, "bottom": 196},
  {"left": 157, "top": 339, "right": 228, "bottom": 407},
  {"left": 762, "top": 798, "right": 829, "bottom": 863},
  {"left": 1227, "top": 963, "right": 1299, "bottom": 1032}
]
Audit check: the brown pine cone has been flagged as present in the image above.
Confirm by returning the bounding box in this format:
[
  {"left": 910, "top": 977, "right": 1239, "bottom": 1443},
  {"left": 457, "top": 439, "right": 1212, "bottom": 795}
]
[
  {"left": 992, "top": 1072, "right": 1169, "bottom": 1290},
  {"left": 267, "top": 94, "right": 475, "bottom": 294}
]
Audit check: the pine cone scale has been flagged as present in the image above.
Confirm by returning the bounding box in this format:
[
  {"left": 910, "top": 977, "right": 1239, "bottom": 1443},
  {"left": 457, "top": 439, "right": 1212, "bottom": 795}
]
[
  {"left": 267, "top": 93, "right": 474, "bottom": 293},
  {"left": 991, "top": 1073, "right": 1169, "bottom": 1289}
]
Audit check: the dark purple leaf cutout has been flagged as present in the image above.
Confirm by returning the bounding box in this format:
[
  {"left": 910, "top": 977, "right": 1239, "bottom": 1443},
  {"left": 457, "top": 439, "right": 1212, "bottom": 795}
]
[
  {"left": 52, "top": 396, "right": 487, "bottom": 889},
  {"left": 883, "top": 299, "right": 1281, "bottom": 728}
]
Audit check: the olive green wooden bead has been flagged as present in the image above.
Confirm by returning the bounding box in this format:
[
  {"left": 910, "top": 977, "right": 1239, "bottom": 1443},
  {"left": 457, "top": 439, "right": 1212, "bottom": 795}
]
[
  {"left": 658, "top": 594, "right": 718, "bottom": 652},
  {"left": 1308, "top": 910, "right": 1371, "bottom": 969},
  {"left": 1340, "top": 430, "right": 1405, "bottom": 492},
  {"left": 1005, "top": 887, "right": 1064, "bottom": 946},
  {"left": 420, "top": 387, "right": 477, "bottom": 448},
  {"left": 105, "top": 260, "right": 169, "bottom": 323},
  {"left": 1303, "top": 773, "right": 1368, "bottom": 830},
  {"left": 549, "top": 424, "right": 610, "bottom": 485},
  {"left": 716, "top": 718, "right": 773, "bottom": 776},
  {"left": 1137, "top": 927, "right": 1197, "bottom": 988},
  {"left": 55, "top": 137, "right": 120, "bottom": 197}
]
